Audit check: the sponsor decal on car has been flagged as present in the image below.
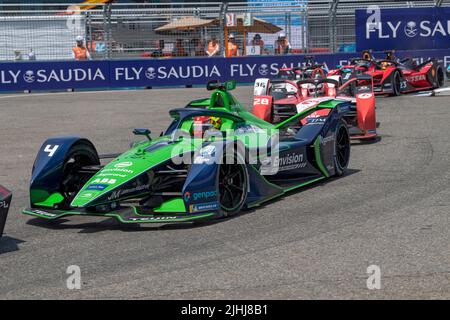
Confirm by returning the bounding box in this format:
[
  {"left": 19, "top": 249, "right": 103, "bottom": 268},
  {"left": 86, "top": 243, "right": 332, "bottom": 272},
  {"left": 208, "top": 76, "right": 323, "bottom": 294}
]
[
  {"left": 129, "top": 216, "right": 178, "bottom": 222},
  {"left": 108, "top": 184, "right": 151, "bottom": 201},
  {"left": 30, "top": 209, "right": 58, "bottom": 217},
  {"left": 306, "top": 117, "right": 326, "bottom": 124},
  {"left": 86, "top": 184, "right": 109, "bottom": 191},
  {"left": 189, "top": 202, "right": 220, "bottom": 213},
  {"left": 114, "top": 161, "right": 133, "bottom": 168},
  {"left": 101, "top": 168, "right": 134, "bottom": 175},
  {"left": 185, "top": 191, "right": 218, "bottom": 203},
  {"left": 322, "top": 135, "right": 335, "bottom": 145},
  {"left": 275, "top": 152, "right": 307, "bottom": 171}
]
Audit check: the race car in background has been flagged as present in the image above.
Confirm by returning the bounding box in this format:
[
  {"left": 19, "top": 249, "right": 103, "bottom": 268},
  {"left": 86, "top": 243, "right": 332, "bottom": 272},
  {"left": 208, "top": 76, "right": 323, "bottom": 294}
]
[
  {"left": 328, "top": 50, "right": 445, "bottom": 96},
  {"left": 276, "top": 56, "right": 328, "bottom": 81},
  {"left": 447, "top": 65, "right": 450, "bottom": 80},
  {"left": 0, "top": 185, "right": 12, "bottom": 239},
  {"left": 252, "top": 74, "right": 377, "bottom": 140},
  {"left": 23, "top": 80, "right": 352, "bottom": 224}
]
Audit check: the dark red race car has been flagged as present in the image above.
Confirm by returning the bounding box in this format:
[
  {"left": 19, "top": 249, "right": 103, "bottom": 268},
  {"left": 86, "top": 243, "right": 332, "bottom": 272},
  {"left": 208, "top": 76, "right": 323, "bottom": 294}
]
[
  {"left": 328, "top": 50, "right": 445, "bottom": 96},
  {"left": 252, "top": 73, "right": 377, "bottom": 140},
  {"left": 277, "top": 56, "right": 328, "bottom": 81}
]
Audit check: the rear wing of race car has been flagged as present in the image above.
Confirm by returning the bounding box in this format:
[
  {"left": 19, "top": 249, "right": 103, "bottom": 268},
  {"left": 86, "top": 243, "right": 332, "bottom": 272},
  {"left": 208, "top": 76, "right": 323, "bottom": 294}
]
[{"left": 0, "top": 185, "right": 12, "bottom": 238}]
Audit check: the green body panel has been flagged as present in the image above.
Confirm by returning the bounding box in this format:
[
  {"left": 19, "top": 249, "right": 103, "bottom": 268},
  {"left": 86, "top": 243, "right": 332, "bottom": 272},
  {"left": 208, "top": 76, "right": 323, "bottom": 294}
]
[
  {"left": 34, "top": 192, "right": 64, "bottom": 207},
  {"left": 70, "top": 137, "right": 200, "bottom": 207},
  {"left": 153, "top": 198, "right": 185, "bottom": 213},
  {"left": 314, "top": 137, "right": 330, "bottom": 178}
]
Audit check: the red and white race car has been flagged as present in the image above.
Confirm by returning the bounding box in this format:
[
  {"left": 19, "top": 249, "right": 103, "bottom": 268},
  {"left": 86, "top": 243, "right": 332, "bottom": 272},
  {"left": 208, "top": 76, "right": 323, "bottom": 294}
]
[
  {"left": 327, "top": 51, "right": 445, "bottom": 96},
  {"left": 252, "top": 74, "right": 377, "bottom": 140}
]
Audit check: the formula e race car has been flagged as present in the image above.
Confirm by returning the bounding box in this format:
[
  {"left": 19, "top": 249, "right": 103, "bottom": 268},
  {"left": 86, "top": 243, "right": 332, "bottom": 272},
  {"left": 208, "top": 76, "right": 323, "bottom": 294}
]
[
  {"left": 23, "top": 81, "right": 351, "bottom": 224},
  {"left": 328, "top": 50, "right": 445, "bottom": 96},
  {"left": 252, "top": 73, "right": 377, "bottom": 140},
  {"left": 0, "top": 185, "right": 12, "bottom": 238},
  {"left": 277, "top": 56, "right": 328, "bottom": 81}
]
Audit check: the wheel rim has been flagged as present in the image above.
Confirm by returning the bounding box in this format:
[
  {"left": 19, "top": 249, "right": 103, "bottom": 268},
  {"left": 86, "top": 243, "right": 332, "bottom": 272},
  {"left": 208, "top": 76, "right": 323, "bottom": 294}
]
[
  {"left": 218, "top": 164, "right": 246, "bottom": 212},
  {"left": 336, "top": 126, "right": 350, "bottom": 169}
]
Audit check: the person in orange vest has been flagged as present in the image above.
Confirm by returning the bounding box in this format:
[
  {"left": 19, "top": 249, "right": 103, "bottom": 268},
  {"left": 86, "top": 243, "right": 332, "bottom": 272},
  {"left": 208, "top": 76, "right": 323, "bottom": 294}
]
[
  {"left": 72, "top": 36, "right": 92, "bottom": 60},
  {"left": 206, "top": 37, "right": 220, "bottom": 57},
  {"left": 226, "top": 33, "right": 239, "bottom": 57}
]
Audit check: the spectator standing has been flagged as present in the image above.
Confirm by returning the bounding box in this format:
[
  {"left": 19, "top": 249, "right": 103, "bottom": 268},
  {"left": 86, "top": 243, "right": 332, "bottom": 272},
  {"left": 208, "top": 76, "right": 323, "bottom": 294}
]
[
  {"left": 13, "top": 50, "right": 23, "bottom": 61},
  {"left": 226, "top": 33, "right": 239, "bottom": 57},
  {"left": 173, "top": 39, "right": 187, "bottom": 57},
  {"left": 275, "top": 33, "right": 291, "bottom": 55},
  {"left": 206, "top": 37, "right": 220, "bottom": 57},
  {"left": 152, "top": 39, "right": 165, "bottom": 58},
  {"left": 72, "top": 36, "right": 91, "bottom": 60},
  {"left": 192, "top": 39, "right": 206, "bottom": 57},
  {"left": 250, "top": 34, "right": 264, "bottom": 55},
  {"left": 28, "top": 48, "right": 36, "bottom": 61}
]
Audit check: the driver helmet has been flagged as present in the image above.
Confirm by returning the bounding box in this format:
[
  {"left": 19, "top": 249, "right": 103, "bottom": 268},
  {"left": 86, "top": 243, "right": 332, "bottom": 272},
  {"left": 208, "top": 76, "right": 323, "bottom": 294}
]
[
  {"left": 362, "top": 50, "right": 372, "bottom": 60},
  {"left": 193, "top": 116, "right": 222, "bottom": 138}
]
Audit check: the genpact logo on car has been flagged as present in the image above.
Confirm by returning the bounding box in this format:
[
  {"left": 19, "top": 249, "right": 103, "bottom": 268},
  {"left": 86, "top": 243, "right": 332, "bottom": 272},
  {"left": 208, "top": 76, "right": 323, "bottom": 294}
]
[{"left": 184, "top": 191, "right": 218, "bottom": 202}]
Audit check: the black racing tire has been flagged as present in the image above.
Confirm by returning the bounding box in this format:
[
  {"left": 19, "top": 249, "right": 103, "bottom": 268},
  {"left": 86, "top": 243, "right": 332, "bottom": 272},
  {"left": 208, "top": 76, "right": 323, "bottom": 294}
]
[
  {"left": 391, "top": 70, "right": 401, "bottom": 96},
  {"left": 334, "top": 120, "right": 351, "bottom": 177},
  {"left": 435, "top": 66, "right": 445, "bottom": 88},
  {"left": 218, "top": 153, "right": 248, "bottom": 218},
  {"left": 59, "top": 142, "right": 99, "bottom": 208}
]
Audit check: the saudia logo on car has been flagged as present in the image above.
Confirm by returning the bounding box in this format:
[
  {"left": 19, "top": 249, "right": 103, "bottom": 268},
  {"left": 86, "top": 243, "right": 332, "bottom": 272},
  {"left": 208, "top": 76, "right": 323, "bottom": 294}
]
[{"left": 0, "top": 68, "right": 105, "bottom": 85}]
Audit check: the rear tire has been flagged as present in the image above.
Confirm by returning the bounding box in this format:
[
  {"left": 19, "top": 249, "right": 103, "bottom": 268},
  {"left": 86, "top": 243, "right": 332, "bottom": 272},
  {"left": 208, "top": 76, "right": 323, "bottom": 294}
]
[
  {"left": 334, "top": 120, "right": 351, "bottom": 177},
  {"left": 59, "top": 143, "right": 99, "bottom": 208}
]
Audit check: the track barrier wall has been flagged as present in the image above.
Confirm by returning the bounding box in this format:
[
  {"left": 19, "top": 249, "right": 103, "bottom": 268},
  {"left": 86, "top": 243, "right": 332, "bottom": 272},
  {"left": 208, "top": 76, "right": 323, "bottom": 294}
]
[{"left": 1, "top": 49, "right": 450, "bottom": 92}]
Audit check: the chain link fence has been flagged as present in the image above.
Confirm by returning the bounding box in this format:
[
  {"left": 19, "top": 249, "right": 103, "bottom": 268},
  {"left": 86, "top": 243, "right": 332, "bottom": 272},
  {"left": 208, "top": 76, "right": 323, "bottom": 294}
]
[{"left": 0, "top": 1, "right": 449, "bottom": 61}]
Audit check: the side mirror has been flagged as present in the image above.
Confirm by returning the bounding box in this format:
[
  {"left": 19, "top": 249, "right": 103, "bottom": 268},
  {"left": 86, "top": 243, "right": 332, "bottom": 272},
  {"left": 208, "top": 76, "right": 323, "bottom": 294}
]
[
  {"left": 224, "top": 80, "right": 236, "bottom": 91},
  {"left": 133, "top": 128, "right": 151, "bottom": 141}
]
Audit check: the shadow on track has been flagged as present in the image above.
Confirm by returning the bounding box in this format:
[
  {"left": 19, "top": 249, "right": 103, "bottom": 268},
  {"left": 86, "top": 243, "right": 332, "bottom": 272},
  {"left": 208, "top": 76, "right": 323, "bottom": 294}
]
[{"left": 0, "top": 236, "right": 25, "bottom": 255}]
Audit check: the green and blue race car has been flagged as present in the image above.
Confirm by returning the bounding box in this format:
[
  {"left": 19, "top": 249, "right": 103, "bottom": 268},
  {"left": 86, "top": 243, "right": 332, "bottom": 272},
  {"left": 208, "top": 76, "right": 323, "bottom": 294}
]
[{"left": 23, "top": 80, "right": 351, "bottom": 224}]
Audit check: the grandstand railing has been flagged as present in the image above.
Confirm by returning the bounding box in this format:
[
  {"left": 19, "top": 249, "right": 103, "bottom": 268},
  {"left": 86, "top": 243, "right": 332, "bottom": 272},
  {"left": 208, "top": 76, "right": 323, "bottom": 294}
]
[{"left": 0, "top": 1, "right": 449, "bottom": 61}]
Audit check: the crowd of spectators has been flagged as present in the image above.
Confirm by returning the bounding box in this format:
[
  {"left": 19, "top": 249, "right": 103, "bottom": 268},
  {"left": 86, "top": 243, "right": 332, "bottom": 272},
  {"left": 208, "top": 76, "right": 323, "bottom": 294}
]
[{"left": 149, "top": 33, "right": 292, "bottom": 58}]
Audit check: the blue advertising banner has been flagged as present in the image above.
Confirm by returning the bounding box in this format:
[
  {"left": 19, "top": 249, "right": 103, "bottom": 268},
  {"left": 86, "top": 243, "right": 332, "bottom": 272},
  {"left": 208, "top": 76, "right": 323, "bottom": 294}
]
[
  {"left": 356, "top": 7, "right": 450, "bottom": 51},
  {"left": 1, "top": 50, "right": 450, "bottom": 92}
]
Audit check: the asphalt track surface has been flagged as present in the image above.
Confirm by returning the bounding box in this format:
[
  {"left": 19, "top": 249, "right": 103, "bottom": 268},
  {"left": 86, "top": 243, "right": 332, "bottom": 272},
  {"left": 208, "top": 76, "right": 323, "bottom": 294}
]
[{"left": 0, "top": 86, "right": 449, "bottom": 299}]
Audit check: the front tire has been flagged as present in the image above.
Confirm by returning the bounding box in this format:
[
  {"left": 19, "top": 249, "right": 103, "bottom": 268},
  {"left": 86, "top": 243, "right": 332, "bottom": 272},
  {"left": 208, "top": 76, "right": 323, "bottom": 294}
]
[
  {"left": 391, "top": 70, "right": 401, "bottom": 96},
  {"left": 334, "top": 120, "right": 350, "bottom": 177},
  {"left": 218, "top": 155, "right": 248, "bottom": 217},
  {"left": 59, "top": 143, "right": 99, "bottom": 208}
]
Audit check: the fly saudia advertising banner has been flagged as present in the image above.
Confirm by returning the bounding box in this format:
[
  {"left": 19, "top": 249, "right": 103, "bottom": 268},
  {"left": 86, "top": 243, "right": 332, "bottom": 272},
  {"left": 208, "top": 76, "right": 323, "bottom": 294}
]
[
  {"left": 356, "top": 7, "right": 450, "bottom": 51},
  {"left": 1, "top": 50, "right": 450, "bottom": 92}
]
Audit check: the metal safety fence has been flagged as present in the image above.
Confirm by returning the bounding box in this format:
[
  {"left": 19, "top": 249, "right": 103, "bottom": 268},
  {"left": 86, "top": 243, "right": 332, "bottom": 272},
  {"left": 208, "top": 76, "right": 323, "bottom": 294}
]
[{"left": 0, "top": 1, "right": 450, "bottom": 62}]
